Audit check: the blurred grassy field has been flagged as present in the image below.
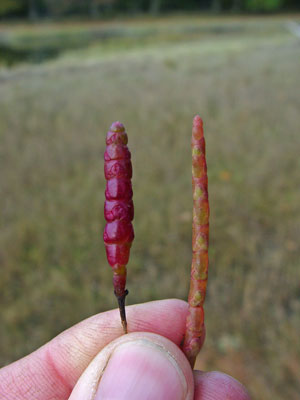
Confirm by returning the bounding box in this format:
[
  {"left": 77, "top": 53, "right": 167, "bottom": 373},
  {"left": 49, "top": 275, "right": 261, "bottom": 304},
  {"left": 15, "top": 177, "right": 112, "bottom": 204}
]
[{"left": 1, "top": 15, "right": 300, "bottom": 399}]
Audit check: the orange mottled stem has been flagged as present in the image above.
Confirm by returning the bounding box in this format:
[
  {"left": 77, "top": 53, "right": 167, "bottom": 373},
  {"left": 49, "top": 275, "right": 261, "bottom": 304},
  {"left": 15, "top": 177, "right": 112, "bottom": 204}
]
[{"left": 182, "top": 115, "right": 209, "bottom": 368}]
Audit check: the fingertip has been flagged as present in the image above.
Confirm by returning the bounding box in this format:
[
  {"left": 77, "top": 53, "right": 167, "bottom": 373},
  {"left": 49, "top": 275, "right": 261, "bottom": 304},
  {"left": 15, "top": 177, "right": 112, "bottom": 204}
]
[
  {"left": 126, "top": 299, "right": 189, "bottom": 344},
  {"left": 69, "top": 332, "right": 194, "bottom": 400},
  {"left": 0, "top": 300, "right": 190, "bottom": 400},
  {"left": 44, "top": 299, "right": 189, "bottom": 389},
  {"left": 194, "top": 370, "right": 251, "bottom": 400}
]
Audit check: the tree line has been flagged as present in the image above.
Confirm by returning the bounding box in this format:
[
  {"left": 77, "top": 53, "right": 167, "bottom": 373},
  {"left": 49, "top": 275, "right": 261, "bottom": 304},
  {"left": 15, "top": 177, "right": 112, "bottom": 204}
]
[{"left": 1, "top": 0, "right": 299, "bottom": 20}]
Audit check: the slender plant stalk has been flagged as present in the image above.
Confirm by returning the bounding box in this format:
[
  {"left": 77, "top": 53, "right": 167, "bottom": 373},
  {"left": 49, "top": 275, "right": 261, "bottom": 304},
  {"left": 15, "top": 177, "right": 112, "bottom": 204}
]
[
  {"left": 182, "top": 115, "right": 209, "bottom": 368},
  {"left": 103, "top": 121, "right": 134, "bottom": 333}
]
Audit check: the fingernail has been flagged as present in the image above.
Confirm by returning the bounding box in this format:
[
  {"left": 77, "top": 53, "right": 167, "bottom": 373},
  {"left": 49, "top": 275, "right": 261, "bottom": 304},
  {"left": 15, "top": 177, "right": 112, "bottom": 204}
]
[{"left": 95, "top": 339, "right": 187, "bottom": 400}]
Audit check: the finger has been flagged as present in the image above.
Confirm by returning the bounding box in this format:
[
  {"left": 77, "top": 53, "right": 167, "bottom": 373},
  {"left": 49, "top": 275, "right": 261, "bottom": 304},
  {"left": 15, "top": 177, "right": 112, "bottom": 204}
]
[
  {"left": 0, "top": 299, "right": 188, "bottom": 400},
  {"left": 194, "top": 371, "right": 251, "bottom": 400},
  {"left": 69, "top": 332, "right": 194, "bottom": 400}
]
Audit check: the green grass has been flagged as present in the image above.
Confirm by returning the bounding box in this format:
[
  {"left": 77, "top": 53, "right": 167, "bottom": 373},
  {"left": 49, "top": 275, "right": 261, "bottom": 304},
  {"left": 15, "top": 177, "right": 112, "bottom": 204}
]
[
  {"left": 0, "top": 15, "right": 293, "bottom": 65},
  {"left": 1, "top": 15, "right": 300, "bottom": 399}
]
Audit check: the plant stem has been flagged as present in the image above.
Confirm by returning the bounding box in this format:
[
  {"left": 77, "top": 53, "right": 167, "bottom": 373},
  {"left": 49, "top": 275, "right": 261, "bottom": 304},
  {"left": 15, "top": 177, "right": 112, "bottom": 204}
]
[
  {"left": 182, "top": 115, "right": 209, "bottom": 368},
  {"left": 103, "top": 122, "right": 134, "bottom": 333}
]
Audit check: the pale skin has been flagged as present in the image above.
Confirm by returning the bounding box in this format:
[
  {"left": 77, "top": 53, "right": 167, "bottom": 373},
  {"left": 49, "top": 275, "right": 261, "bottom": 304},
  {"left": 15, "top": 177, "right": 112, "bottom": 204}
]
[{"left": 0, "top": 299, "right": 251, "bottom": 400}]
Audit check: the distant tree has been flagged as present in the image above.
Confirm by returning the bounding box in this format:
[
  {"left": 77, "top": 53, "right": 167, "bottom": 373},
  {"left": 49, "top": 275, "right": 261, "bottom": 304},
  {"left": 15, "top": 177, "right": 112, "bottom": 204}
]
[
  {"left": 90, "top": 0, "right": 100, "bottom": 17},
  {"left": 211, "top": 0, "right": 222, "bottom": 13},
  {"left": 1, "top": 0, "right": 299, "bottom": 20},
  {"left": 43, "top": 0, "right": 67, "bottom": 17},
  {"left": 245, "top": 0, "right": 283, "bottom": 12},
  {"left": 89, "top": 0, "right": 116, "bottom": 18},
  {"left": 231, "top": 0, "right": 243, "bottom": 12},
  {"left": 0, "top": 0, "right": 25, "bottom": 18},
  {"left": 285, "top": 0, "right": 300, "bottom": 9},
  {"left": 127, "top": 0, "right": 143, "bottom": 13},
  {"left": 28, "top": 0, "right": 38, "bottom": 19},
  {"left": 43, "top": 0, "right": 89, "bottom": 17},
  {"left": 149, "top": 0, "right": 162, "bottom": 14}
]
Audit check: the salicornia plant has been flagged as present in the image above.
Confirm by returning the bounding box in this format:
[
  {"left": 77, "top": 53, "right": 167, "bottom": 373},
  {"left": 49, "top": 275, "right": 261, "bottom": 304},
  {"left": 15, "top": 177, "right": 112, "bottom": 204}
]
[
  {"left": 103, "top": 116, "right": 209, "bottom": 367},
  {"left": 103, "top": 122, "right": 134, "bottom": 333},
  {"left": 182, "top": 115, "right": 209, "bottom": 367}
]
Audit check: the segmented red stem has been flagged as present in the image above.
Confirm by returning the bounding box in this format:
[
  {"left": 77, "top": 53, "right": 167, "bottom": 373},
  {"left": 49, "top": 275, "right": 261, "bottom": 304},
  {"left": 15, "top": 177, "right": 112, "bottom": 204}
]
[
  {"left": 103, "top": 121, "right": 134, "bottom": 333},
  {"left": 182, "top": 115, "right": 209, "bottom": 368}
]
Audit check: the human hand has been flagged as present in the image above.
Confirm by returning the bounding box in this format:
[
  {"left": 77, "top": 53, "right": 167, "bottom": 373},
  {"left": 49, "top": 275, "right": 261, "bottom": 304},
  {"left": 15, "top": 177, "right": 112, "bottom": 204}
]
[{"left": 0, "top": 299, "right": 251, "bottom": 399}]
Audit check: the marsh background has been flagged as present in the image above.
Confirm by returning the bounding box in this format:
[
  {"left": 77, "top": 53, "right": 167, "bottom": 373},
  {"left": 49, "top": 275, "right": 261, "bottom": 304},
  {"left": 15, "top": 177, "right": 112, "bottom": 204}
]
[{"left": 1, "top": 1, "right": 300, "bottom": 399}]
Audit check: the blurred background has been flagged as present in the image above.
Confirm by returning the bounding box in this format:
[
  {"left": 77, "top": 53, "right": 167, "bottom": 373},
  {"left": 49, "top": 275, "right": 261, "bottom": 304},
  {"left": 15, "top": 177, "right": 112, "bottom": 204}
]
[{"left": 1, "top": 1, "right": 300, "bottom": 399}]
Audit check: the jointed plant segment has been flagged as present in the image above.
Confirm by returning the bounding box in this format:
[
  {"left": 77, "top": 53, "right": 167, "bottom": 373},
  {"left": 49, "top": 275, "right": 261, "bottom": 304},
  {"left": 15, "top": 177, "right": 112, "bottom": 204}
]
[
  {"left": 103, "top": 116, "right": 209, "bottom": 357},
  {"left": 182, "top": 115, "right": 209, "bottom": 368},
  {"left": 103, "top": 121, "right": 134, "bottom": 333}
]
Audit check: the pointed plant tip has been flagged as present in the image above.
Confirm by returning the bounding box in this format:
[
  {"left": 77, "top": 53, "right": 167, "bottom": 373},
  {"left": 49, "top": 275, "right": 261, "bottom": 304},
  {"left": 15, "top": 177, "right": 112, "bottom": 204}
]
[
  {"left": 192, "top": 115, "right": 204, "bottom": 139},
  {"left": 193, "top": 115, "right": 203, "bottom": 127},
  {"left": 110, "top": 121, "right": 125, "bottom": 132}
]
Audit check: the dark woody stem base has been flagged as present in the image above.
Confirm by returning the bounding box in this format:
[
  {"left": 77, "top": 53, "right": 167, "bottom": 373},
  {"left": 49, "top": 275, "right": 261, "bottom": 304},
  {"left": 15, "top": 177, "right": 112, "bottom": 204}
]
[{"left": 115, "top": 289, "right": 129, "bottom": 334}]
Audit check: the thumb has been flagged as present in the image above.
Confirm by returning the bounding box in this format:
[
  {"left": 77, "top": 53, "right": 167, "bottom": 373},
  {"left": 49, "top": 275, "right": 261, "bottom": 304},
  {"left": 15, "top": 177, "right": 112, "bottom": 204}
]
[{"left": 69, "top": 332, "right": 194, "bottom": 400}]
